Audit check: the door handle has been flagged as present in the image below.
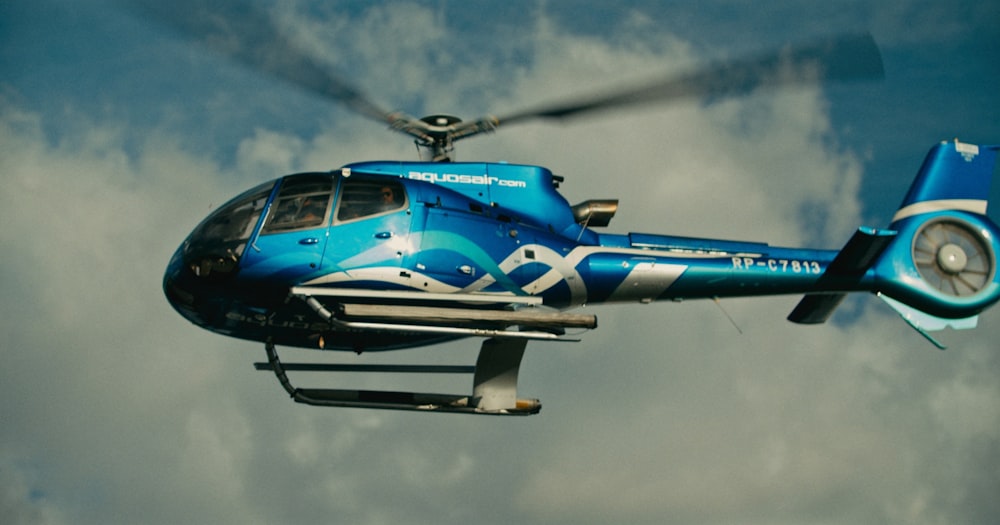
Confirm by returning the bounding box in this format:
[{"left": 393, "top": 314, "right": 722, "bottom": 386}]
[
  {"left": 298, "top": 238, "right": 320, "bottom": 245},
  {"left": 374, "top": 231, "right": 393, "bottom": 239}
]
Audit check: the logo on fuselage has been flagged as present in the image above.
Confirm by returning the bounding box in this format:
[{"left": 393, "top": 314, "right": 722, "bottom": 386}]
[{"left": 408, "top": 171, "right": 527, "bottom": 188}]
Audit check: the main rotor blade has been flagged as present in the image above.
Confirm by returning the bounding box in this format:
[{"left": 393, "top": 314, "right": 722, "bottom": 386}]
[
  {"left": 126, "top": 0, "right": 396, "bottom": 125},
  {"left": 494, "top": 33, "right": 883, "bottom": 126}
]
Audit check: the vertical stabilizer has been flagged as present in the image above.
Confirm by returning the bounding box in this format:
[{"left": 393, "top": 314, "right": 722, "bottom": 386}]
[{"left": 892, "top": 140, "right": 997, "bottom": 225}]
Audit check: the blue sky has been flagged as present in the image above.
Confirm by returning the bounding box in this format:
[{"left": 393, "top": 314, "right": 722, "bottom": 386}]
[{"left": 2, "top": 1, "right": 999, "bottom": 524}]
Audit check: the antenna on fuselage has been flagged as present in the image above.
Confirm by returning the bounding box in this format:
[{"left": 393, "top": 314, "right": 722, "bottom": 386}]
[{"left": 712, "top": 297, "right": 744, "bottom": 335}]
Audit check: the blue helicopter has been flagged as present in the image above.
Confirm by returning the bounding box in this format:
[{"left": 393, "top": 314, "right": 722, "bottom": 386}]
[{"left": 154, "top": 4, "right": 999, "bottom": 415}]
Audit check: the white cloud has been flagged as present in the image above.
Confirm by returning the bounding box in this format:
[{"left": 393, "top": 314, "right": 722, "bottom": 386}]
[{"left": 236, "top": 127, "right": 307, "bottom": 174}]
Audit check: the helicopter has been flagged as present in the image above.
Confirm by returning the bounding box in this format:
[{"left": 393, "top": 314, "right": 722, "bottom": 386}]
[{"left": 151, "top": 2, "right": 1000, "bottom": 415}]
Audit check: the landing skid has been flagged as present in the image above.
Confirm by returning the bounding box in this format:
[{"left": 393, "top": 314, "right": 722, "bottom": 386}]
[
  {"left": 250, "top": 288, "right": 601, "bottom": 414},
  {"left": 256, "top": 339, "right": 542, "bottom": 415}
]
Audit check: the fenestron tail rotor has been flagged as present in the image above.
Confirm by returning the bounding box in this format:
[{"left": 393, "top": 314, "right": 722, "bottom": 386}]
[
  {"left": 128, "top": 0, "right": 882, "bottom": 162},
  {"left": 913, "top": 219, "right": 995, "bottom": 297}
]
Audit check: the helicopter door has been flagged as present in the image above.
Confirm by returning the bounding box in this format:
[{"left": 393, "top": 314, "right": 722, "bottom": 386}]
[
  {"left": 240, "top": 174, "right": 335, "bottom": 283},
  {"left": 320, "top": 175, "right": 413, "bottom": 285},
  {"left": 414, "top": 207, "right": 534, "bottom": 295}
]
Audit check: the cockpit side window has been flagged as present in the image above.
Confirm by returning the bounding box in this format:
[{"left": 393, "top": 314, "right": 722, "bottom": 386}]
[
  {"left": 261, "top": 174, "right": 334, "bottom": 234},
  {"left": 336, "top": 177, "right": 406, "bottom": 222}
]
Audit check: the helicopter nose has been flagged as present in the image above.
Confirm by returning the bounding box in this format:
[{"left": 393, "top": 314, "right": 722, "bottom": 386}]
[
  {"left": 163, "top": 249, "right": 201, "bottom": 318},
  {"left": 163, "top": 247, "right": 241, "bottom": 332}
]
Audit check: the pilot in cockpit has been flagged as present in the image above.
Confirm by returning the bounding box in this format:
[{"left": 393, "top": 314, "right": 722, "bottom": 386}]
[
  {"left": 379, "top": 186, "right": 398, "bottom": 210},
  {"left": 297, "top": 196, "right": 327, "bottom": 223}
]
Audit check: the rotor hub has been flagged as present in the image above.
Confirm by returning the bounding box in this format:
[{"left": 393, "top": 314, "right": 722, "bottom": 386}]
[{"left": 420, "top": 114, "right": 463, "bottom": 127}]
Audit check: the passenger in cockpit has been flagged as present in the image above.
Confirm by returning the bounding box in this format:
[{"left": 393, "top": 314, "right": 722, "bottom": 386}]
[{"left": 380, "top": 186, "right": 398, "bottom": 210}]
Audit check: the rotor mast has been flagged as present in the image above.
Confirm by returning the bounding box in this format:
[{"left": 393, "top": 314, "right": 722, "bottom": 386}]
[{"left": 390, "top": 114, "right": 500, "bottom": 162}]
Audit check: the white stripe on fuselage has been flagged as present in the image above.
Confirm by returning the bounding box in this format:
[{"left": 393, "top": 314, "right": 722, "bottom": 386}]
[{"left": 302, "top": 244, "right": 744, "bottom": 304}]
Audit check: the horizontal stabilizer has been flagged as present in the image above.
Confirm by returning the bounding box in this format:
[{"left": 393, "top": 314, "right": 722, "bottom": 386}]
[
  {"left": 787, "top": 293, "right": 849, "bottom": 324},
  {"left": 788, "top": 227, "right": 897, "bottom": 324}
]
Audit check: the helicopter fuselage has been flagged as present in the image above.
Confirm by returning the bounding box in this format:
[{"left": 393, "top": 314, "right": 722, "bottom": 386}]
[{"left": 164, "top": 143, "right": 1000, "bottom": 353}]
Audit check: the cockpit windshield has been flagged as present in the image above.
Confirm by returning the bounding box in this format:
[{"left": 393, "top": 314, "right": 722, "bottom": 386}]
[{"left": 184, "top": 181, "right": 274, "bottom": 276}]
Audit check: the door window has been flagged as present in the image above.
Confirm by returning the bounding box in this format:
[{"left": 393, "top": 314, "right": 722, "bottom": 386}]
[
  {"left": 261, "top": 174, "right": 334, "bottom": 234},
  {"left": 336, "top": 177, "right": 406, "bottom": 222}
]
